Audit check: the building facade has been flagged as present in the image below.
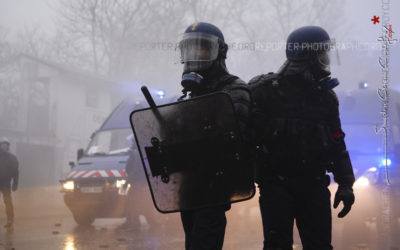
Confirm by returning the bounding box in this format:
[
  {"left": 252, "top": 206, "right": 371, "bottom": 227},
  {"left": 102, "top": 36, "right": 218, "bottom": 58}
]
[{"left": 0, "top": 55, "right": 118, "bottom": 186}]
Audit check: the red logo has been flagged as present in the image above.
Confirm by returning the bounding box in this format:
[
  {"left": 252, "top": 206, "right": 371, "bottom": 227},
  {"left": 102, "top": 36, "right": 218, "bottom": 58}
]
[{"left": 371, "top": 15, "right": 380, "bottom": 24}]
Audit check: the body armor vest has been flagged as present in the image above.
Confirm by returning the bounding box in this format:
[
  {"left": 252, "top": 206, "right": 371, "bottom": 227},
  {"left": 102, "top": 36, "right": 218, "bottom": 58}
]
[{"left": 250, "top": 73, "right": 338, "bottom": 177}]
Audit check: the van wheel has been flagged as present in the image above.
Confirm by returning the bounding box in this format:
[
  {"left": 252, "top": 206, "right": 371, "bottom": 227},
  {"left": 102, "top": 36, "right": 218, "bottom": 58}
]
[{"left": 73, "top": 212, "right": 95, "bottom": 226}]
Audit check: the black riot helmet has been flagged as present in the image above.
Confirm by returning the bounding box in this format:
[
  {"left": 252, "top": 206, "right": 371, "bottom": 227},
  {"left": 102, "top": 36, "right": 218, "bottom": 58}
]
[
  {"left": 178, "top": 22, "right": 229, "bottom": 91},
  {"left": 283, "top": 26, "right": 338, "bottom": 88}
]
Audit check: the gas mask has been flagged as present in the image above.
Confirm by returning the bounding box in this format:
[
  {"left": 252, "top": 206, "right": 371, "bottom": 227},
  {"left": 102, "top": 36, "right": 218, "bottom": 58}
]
[
  {"left": 178, "top": 32, "right": 220, "bottom": 73},
  {"left": 314, "top": 50, "right": 339, "bottom": 89},
  {"left": 181, "top": 72, "right": 204, "bottom": 93}
]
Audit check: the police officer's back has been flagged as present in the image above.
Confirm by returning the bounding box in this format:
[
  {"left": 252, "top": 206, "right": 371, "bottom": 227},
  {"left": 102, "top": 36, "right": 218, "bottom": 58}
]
[{"left": 249, "top": 26, "right": 355, "bottom": 250}]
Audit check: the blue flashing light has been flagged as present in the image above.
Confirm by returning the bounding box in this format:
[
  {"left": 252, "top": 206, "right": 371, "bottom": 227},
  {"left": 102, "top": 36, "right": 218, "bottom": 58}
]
[
  {"left": 157, "top": 90, "right": 165, "bottom": 99},
  {"left": 359, "top": 82, "right": 368, "bottom": 89},
  {"left": 380, "top": 158, "right": 391, "bottom": 167}
]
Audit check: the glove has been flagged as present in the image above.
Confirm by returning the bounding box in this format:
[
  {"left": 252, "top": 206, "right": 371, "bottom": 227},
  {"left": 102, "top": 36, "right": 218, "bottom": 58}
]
[{"left": 333, "top": 185, "right": 354, "bottom": 218}]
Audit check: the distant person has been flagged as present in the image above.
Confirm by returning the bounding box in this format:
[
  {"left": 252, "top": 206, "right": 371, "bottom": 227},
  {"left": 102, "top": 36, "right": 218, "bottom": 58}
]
[{"left": 0, "top": 137, "right": 19, "bottom": 228}]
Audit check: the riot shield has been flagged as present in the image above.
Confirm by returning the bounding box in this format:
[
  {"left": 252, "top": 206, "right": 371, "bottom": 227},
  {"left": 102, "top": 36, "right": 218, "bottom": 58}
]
[{"left": 130, "top": 92, "right": 254, "bottom": 213}]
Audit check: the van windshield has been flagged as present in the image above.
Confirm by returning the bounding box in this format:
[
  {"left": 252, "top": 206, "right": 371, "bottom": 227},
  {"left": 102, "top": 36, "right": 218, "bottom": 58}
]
[{"left": 86, "top": 129, "right": 135, "bottom": 156}]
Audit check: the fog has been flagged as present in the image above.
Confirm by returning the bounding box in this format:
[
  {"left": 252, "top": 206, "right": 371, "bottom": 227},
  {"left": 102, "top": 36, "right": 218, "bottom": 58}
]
[{"left": 0, "top": 0, "right": 399, "bottom": 249}]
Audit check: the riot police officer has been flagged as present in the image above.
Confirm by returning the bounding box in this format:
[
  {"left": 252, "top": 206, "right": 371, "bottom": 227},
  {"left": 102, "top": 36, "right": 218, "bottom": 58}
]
[
  {"left": 177, "top": 22, "right": 251, "bottom": 250},
  {"left": 249, "top": 26, "right": 355, "bottom": 250},
  {"left": 0, "top": 137, "right": 19, "bottom": 228}
]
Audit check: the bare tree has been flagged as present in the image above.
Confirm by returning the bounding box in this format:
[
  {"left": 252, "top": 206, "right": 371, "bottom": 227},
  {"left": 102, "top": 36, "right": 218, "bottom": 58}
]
[
  {"left": 4, "top": 0, "right": 345, "bottom": 87},
  {"left": 14, "top": 25, "right": 47, "bottom": 57},
  {"left": 55, "top": 0, "right": 154, "bottom": 77},
  {"left": 236, "top": 0, "right": 345, "bottom": 42},
  {"left": 46, "top": 29, "right": 92, "bottom": 68},
  {"left": 221, "top": 0, "right": 346, "bottom": 77},
  {"left": 53, "top": 0, "right": 253, "bottom": 77}
]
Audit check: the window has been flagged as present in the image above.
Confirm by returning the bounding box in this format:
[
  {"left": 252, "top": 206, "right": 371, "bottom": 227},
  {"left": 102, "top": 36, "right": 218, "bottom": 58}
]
[{"left": 86, "top": 129, "right": 135, "bottom": 156}]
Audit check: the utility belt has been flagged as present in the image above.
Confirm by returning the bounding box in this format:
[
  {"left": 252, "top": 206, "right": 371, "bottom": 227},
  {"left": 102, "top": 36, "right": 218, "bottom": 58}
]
[
  {"left": 254, "top": 149, "right": 332, "bottom": 183},
  {"left": 255, "top": 148, "right": 332, "bottom": 170},
  {"left": 257, "top": 173, "right": 331, "bottom": 187}
]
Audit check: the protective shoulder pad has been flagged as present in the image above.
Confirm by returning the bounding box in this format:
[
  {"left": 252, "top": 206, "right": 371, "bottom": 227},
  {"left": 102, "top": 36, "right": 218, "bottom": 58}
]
[
  {"left": 231, "top": 77, "right": 246, "bottom": 85},
  {"left": 221, "top": 75, "right": 248, "bottom": 91},
  {"left": 248, "top": 72, "right": 279, "bottom": 87}
]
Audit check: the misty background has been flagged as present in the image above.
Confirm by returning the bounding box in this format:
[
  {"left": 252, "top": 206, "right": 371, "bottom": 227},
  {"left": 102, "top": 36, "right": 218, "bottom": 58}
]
[
  {"left": 1, "top": 0, "right": 399, "bottom": 89},
  {"left": 0, "top": 1, "right": 399, "bottom": 249},
  {"left": 0, "top": 0, "right": 399, "bottom": 185}
]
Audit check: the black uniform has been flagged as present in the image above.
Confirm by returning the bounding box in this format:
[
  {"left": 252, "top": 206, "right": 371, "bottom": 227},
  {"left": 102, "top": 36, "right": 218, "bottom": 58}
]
[
  {"left": 0, "top": 149, "right": 19, "bottom": 224},
  {"left": 180, "top": 73, "right": 251, "bottom": 250},
  {"left": 177, "top": 21, "right": 254, "bottom": 250},
  {"left": 249, "top": 72, "right": 354, "bottom": 250}
]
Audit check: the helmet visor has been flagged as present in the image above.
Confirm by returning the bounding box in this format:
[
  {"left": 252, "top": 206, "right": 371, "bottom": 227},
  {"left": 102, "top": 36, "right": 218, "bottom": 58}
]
[
  {"left": 317, "top": 50, "right": 330, "bottom": 67},
  {"left": 316, "top": 39, "right": 340, "bottom": 67},
  {"left": 178, "top": 32, "right": 219, "bottom": 63}
]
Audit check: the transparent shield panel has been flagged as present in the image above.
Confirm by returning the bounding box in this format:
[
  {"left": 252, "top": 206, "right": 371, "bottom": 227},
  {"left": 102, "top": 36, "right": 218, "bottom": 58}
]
[{"left": 130, "top": 92, "right": 254, "bottom": 213}]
